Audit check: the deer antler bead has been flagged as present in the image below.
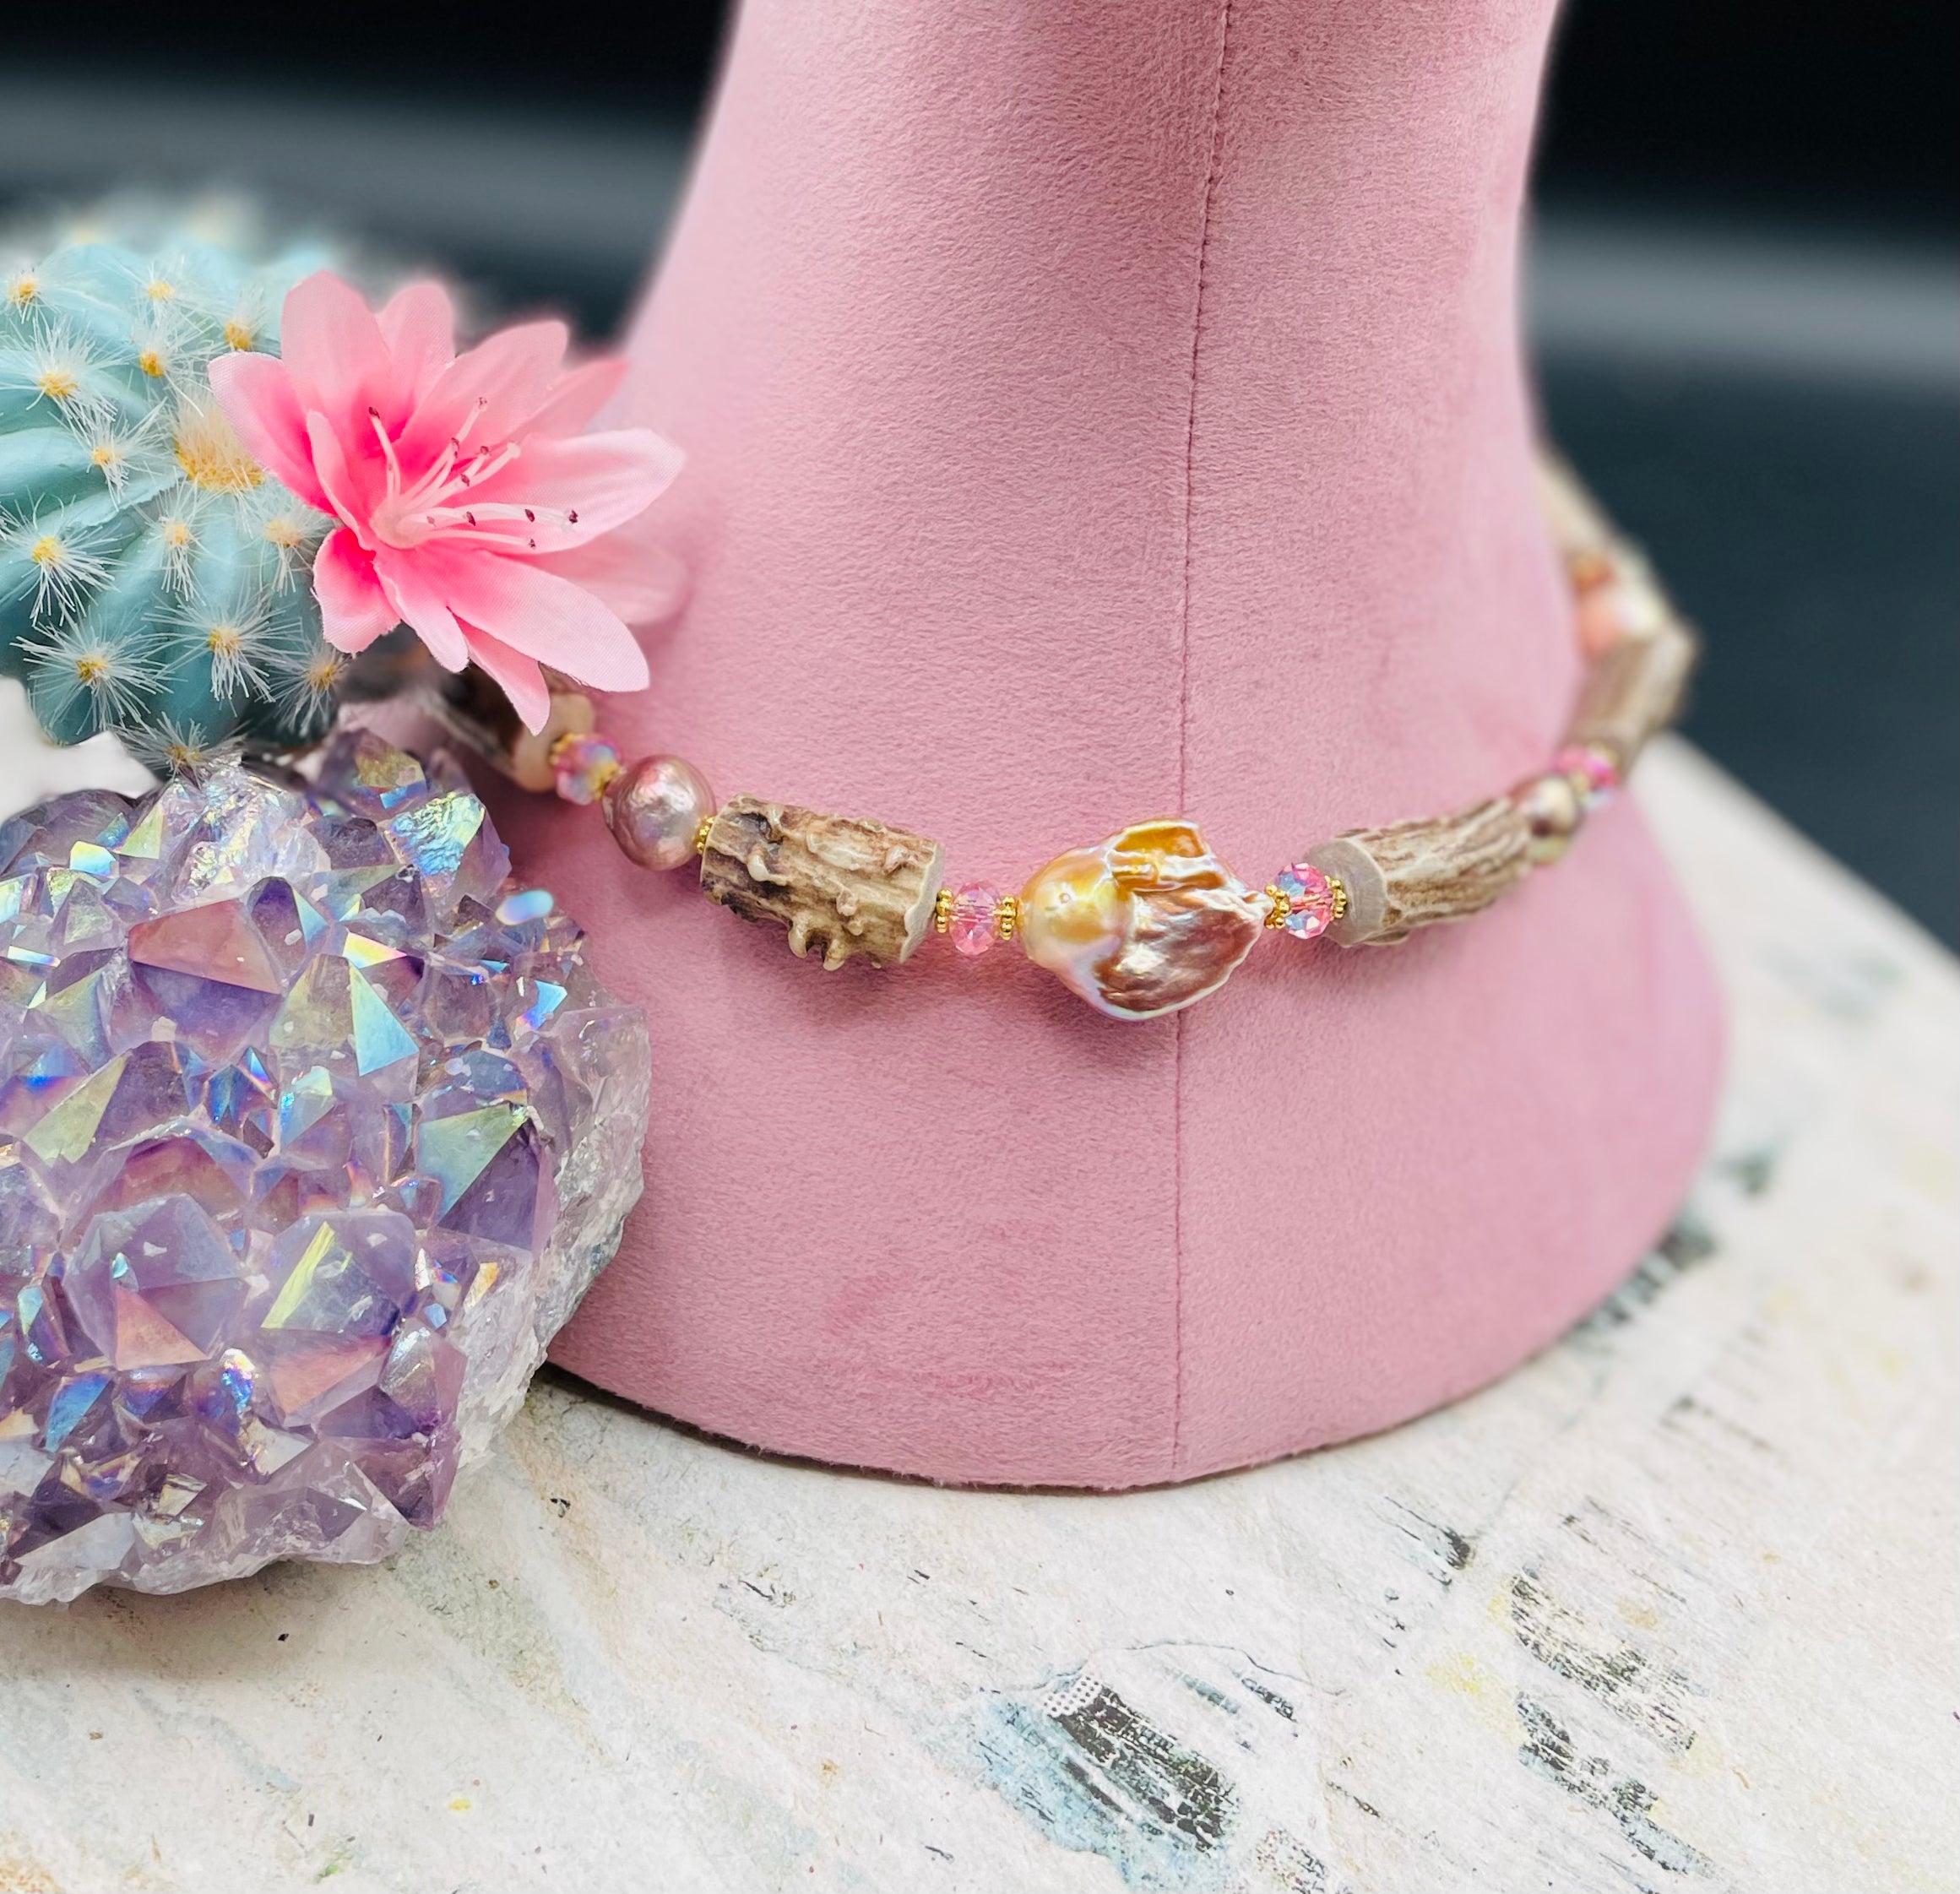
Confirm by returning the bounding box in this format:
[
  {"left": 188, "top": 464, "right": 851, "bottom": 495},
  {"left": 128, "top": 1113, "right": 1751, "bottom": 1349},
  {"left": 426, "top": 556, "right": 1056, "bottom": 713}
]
[{"left": 698, "top": 796, "right": 946, "bottom": 969}]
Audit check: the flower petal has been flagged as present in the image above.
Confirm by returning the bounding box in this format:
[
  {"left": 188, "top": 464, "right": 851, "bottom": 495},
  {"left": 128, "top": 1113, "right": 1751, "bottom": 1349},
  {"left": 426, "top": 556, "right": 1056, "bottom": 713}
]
[
  {"left": 459, "top": 429, "right": 683, "bottom": 551},
  {"left": 459, "top": 624, "right": 551, "bottom": 733},
  {"left": 376, "top": 280, "right": 457, "bottom": 416},
  {"left": 205, "top": 351, "right": 330, "bottom": 513},
  {"left": 535, "top": 527, "right": 689, "bottom": 627},
  {"left": 373, "top": 548, "right": 470, "bottom": 671},
  {"left": 305, "top": 412, "right": 383, "bottom": 544},
  {"left": 280, "top": 271, "right": 393, "bottom": 445},
  {"left": 522, "top": 359, "right": 627, "bottom": 438},
  {"left": 421, "top": 547, "right": 649, "bottom": 692},
  {"left": 313, "top": 529, "right": 398, "bottom": 653},
  {"left": 396, "top": 320, "right": 569, "bottom": 468}
]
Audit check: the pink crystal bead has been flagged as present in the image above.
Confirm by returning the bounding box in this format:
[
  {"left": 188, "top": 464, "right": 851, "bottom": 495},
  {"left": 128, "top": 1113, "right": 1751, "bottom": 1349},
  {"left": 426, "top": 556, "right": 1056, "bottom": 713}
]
[
  {"left": 552, "top": 733, "right": 622, "bottom": 806},
  {"left": 1555, "top": 743, "right": 1621, "bottom": 806},
  {"left": 1273, "top": 861, "right": 1336, "bottom": 940},
  {"left": 947, "top": 882, "right": 1002, "bottom": 957}
]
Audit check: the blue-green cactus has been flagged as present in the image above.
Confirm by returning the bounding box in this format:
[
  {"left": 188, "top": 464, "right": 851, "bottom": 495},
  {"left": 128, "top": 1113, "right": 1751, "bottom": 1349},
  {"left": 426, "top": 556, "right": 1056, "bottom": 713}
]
[{"left": 0, "top": 202, "right": 351, "bottom": 762}]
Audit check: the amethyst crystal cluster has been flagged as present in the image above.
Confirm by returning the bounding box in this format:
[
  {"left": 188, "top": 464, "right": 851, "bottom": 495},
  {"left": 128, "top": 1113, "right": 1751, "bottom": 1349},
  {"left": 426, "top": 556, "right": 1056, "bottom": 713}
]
[{"left": 0, "top": 730, "right": 649, "bottom": 1603}]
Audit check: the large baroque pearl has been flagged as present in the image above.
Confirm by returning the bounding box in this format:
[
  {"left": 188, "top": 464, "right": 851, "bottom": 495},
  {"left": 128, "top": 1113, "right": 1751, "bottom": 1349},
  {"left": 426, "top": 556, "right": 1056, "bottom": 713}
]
[{"left": 1018, "top": 819, "right": 1268, "bottom": 1019}]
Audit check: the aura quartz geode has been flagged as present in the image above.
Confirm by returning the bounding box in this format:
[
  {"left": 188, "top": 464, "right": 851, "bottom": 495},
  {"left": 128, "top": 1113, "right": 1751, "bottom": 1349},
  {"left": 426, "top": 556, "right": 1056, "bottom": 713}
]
[{"left": 0, "top": 730, "right": 649, "bottom": 1604}]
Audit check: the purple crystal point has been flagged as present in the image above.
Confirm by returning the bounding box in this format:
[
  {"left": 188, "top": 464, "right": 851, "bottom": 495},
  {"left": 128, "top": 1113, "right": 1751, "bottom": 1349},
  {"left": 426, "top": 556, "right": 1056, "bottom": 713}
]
[
  {"left": 128, "top": 898, "right": 285, "bottom": 993},
  {"left": 0, "top": 735, "right": 650, "bottom": 1603}
]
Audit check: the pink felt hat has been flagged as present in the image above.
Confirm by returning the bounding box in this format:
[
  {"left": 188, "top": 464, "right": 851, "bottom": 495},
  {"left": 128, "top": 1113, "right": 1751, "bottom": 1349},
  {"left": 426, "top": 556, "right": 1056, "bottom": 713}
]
[{"left": 496, "top": 0, "right": 1724, "bottom": 1487}]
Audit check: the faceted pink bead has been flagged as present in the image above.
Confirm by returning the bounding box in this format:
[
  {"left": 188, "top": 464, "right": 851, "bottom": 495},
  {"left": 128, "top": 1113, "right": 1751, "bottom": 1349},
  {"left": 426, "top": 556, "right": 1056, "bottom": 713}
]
[
  {"left": 552, "top": 733, "right": 622, "bottom": 806},
  {"left": 1555, "top": 743, "right": 1621, "bottom": 806},
  {"left": 1273, "top": 861, "right": 1335, "bottom": 940},
  {"left": 947, "top": 882, "right": 1002, "bottom": 957}
]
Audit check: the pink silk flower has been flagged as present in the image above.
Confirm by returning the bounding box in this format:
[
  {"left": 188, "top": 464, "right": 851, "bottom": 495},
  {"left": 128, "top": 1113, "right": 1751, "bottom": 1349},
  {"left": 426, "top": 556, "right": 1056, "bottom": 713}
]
[{"left": 208, "top": 271, "right": 683, "bottom": 731}]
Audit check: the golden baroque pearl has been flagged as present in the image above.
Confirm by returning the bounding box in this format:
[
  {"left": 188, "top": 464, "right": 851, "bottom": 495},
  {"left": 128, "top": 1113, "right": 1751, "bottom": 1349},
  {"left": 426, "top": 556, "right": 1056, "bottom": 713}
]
[{"left": 1018, "top": 819, "right": 1268, "bottom": 1020}]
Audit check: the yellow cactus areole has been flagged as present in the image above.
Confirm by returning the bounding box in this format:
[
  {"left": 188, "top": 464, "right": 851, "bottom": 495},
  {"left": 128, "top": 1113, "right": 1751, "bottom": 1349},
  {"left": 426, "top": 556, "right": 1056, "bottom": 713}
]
[
  {"left": 173, "top": 400, "right": 263, "bottom": 493},
  {"left": 223, "top": 318, "right": 256, "bottom": 351},
  {"left": 29, "top": 534, "right": 62, "bottom": 570},
  {"left": 35, "top": 366, "right": 79, "bottom": 402},
  {"left": 137, "top": 348, "right": 168, "bottom": 378},
  {"left": 8, "top": 274, "right": 39, "bottom": 309}
]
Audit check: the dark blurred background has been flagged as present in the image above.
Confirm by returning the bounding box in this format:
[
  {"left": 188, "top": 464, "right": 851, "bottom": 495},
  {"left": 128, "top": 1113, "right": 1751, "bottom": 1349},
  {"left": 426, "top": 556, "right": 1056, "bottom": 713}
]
[{"left": 3, "top": 2, "right": 1954, "bottom": 938}]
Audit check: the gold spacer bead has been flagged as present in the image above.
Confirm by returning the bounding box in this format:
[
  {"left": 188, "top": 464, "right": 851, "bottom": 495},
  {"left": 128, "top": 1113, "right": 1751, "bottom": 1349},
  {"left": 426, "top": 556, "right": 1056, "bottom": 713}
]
[
  {"left": 693, "top": 815, "right": 714, "bottom": 857},
  {"left": 933, "top": 885, "right": 955, "bottom": 934},
  {"left": 1262, "top": 884, "right": 1289, "bottom": 930},
  {"left": 1327, "top": 873, "right": 1348, "bottom": 923},
  {"left": 994, "top": 895, "right": 1019, "bottom": 942}
]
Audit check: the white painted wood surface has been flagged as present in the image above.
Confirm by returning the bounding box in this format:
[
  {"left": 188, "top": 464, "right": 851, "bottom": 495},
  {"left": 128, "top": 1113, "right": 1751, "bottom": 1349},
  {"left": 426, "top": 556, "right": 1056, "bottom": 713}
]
[{"left": 0, "top": 703, "right": 1952, "bottom": 1894}]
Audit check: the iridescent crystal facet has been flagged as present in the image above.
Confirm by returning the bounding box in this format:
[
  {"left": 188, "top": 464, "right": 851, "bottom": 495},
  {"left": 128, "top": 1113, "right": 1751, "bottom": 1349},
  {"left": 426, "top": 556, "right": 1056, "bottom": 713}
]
[{"left": 0, "top": 730, "right": 650, "bottom": 1603}]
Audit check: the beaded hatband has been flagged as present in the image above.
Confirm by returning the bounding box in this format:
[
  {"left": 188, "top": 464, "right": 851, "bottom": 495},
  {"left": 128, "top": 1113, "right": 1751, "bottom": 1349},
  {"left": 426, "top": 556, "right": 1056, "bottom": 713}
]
[{"left": 440, "top": 456, "right": 1696, "bottom": 1023}]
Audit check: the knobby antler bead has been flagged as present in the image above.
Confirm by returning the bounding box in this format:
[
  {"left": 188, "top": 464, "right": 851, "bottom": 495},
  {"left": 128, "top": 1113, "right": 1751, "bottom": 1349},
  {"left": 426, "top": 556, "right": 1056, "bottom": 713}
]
[
  {"left": 1565, "top": 623, "right": 1697, "bottom": 773},
  {"left": 698, "top": 795, "right": 946, "bottom": 969},
  {"left": 1308, "top": 799, "right": 1534, "bottom": 947}
]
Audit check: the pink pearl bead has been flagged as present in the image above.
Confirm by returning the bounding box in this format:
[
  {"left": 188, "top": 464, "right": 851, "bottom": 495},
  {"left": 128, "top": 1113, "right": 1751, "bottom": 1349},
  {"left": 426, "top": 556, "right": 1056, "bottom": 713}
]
[
  {"left": 947, "top": 882, "right": 1002, "bottom": 957},
  {"left": 603, "top": 755, "right": 716, "bottom": 871}
]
